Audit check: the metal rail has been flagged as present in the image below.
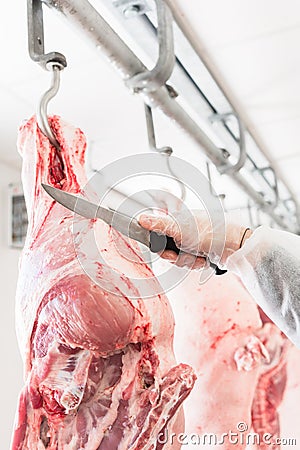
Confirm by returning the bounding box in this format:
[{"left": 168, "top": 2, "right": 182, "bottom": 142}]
[
  {"left": 43, "top": 0, "right": 299, "bottom": 232},
  {"left": 100, "top": 4, "right": 284, "bottom": 211},
  {"left": 163, "top": 0, "right": 300, "bottom": 225}
]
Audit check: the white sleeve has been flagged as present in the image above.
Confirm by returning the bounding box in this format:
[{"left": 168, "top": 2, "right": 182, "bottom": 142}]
[{"left": 227, "top": 225, "right": 300, "bottom": 348}]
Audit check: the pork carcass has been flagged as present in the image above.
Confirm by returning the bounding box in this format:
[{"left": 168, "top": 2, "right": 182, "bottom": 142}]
[
  {"left": 279, "top": 344, "right": 300, "bottom": 449},
  {"left": 250, "top": 323, "right": 289, "bottom": 450},
  {"left": 152, "top": 262, "right": 294, "bottom": 450},
  {"left": 11, "top": 116, "right": 196, "bottom": 450},
  {"left": 159, "top": 269, "right": 264, "bottom": 449}
]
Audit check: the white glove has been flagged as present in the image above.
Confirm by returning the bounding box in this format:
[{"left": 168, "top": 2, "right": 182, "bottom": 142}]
[{"left": 138, "top": 210, "right": 251, "bottom": 269}]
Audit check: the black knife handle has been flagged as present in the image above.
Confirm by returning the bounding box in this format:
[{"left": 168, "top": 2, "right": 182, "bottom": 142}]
[{"left": 149, "top": 231, "right": 227, "bottom": 275}]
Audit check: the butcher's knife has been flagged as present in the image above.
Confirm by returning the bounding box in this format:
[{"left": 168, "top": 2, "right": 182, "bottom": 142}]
[{"left": 42, "top": 184, "right": 227, "bottom": 275}]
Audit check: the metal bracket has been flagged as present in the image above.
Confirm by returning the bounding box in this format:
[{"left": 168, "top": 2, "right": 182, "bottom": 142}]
[
  {"left": 113, "top": 0, "right": 151, "bottom": 18},
  {"left": 283, "top": 197, "right": 297, "bottom": 213},
  {"left": 27, "top": 0, "right": 67, "bottom": 70},
  {"left": 126, "top": 0, "right": 175, "bottom": 92},
  {"left": 256, "top": 166, "right": 279, "bottom": 207},
  {"left": 210, "top": 112, "right": 246, "bottom": 175}
]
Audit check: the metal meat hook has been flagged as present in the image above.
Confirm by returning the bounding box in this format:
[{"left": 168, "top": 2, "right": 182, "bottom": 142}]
[
  {"left": 206, "top": 162, "right": 226, "bottom": 206},
  {"left": 27, "top": 0, "right": 67, "bottom": 149},
  {"left": 144, "top": 103, "right": 186, "bottom": 201},
  {"left": 37, "top": 62, "right": 64, "bottom": 149}
]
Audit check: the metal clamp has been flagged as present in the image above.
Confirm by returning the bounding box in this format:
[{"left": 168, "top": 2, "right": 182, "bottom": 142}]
[
  {"left": 113, "top": 0, "right": 151, "bottom": 18},
  {"left": 27, "top": 0, "right": 67, "bottom": 70},
  {"left": 144, "top": 103, "right": 186, "bottom": 201},
  {"left": 126, "top": 0, "right": 175, "bottom": 92},
  {"left": 210, "top": 112, "right": 246, "bottom": 175}
]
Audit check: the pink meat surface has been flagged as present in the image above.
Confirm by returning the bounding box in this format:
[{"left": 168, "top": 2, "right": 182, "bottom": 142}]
[
  {"left": 163, "top": 270, "right": 264, "bottom": 449},
  {"left": 155, "top": 264, "right": 297, "bottom": 450},
  {"left": 11, "top": 116, "right": 196, "bottom": 450},
  {"left": 278, "top": 345, "right": 300, "bottom": 449},
  {"left": 250, "top": 324, "right": 289, "bottom": 450}
]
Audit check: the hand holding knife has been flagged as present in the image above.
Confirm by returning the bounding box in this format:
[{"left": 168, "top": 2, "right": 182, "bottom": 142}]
[{"left": 42, "top": 184, "right": 227, "bottom": 275}]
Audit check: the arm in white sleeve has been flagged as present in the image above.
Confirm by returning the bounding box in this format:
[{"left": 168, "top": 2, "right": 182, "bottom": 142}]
[{"left": 227, "top": 225, "right": 300, "bottom": 348}]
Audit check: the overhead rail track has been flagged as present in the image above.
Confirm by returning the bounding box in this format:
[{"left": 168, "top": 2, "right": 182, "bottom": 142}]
[{"left": 40, "top": 0, "right": 300, "bottom": 233}]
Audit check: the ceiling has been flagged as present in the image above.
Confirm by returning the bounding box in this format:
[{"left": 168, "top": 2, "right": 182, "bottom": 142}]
[{"left": 1, "top": 1, "right": 299, "bottom": 216}]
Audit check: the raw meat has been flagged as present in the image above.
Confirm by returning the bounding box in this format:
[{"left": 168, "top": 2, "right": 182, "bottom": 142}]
[
  {"left": 160, "top": 269, "right": 264, "bottom": 449},
  {"left": 11, "top": 116, "right": 196, "bottom": 450},
  {"left": 278, "top": 344, "right": 300, "bottom": 449},
  {"left": 154, "top": 263, "right": 296, "bottom": 450},
  {"left": 250, "top": 323, "right": 289, "bottom": 450}
]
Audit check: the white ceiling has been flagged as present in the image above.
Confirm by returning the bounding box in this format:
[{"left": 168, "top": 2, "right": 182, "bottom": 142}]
[{"left": 1, "top": 1, "right": 299, "bottom": 210}]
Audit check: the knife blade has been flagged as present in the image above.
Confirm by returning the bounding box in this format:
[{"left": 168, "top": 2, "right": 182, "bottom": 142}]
[{"left": 42, "top": 184, "right": 227, "bottom": 275}]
